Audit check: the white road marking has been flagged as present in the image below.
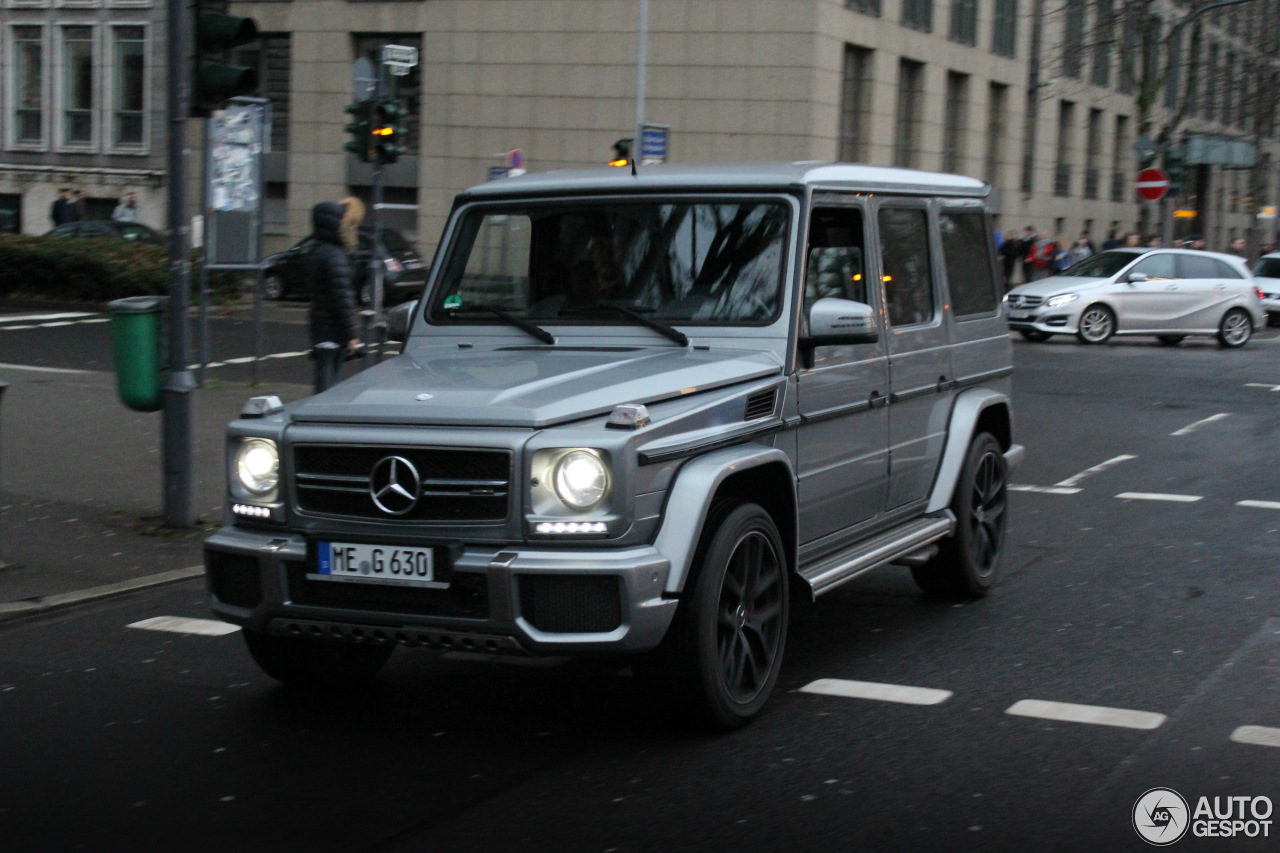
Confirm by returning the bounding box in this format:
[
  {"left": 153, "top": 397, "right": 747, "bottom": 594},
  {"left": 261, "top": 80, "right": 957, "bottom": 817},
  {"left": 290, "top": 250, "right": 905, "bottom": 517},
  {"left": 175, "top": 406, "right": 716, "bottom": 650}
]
[
  {"left": 126, "top": 616, "right": 241, "bottom": 636},
  {"left": 1005, "top": 699, "right": 1166, "bottom": 730},
  {"left": 1009, "top": 484, "right": 1082, "bottom": 495},
  {"left": 0, "top": 312, "right": 96, "bottom": 323},
  {"left": 1116, "top": 492, "right": 1203, "bottom": 503},
  {"left": 1237, "top": 500, "right": 1280, "bottom": 510},
  {"left": 1056, "top": 454, "right": 1137, "bottom": 487},
  {"left": 1246, "top": 383, "right": 1280, "bottom": 390},
  {"left": 187, "top": 351, "right": 310, "bottom": 371},
  {"left": 0, "top": 362, "right": 93, "bottom": 374},
  {"left": 799, "top": 678, "right": 953, "bottom": 706},
  {"left": 1171, "top": 413, "right": 1229, "bottom": 436},
  {"left": 1230, "top": 725, "right": 1280, "bottom": 748}
]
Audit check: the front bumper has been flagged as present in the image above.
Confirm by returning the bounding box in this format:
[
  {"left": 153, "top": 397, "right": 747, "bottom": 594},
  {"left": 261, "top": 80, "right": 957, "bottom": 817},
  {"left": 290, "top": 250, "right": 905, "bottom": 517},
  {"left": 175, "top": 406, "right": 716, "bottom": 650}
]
[
  {"left": 1006, "top": 311, "right": 1077, "bottom": 335},
  {"left": 204, "top": 526, "right": 678, "bottom": 656}
]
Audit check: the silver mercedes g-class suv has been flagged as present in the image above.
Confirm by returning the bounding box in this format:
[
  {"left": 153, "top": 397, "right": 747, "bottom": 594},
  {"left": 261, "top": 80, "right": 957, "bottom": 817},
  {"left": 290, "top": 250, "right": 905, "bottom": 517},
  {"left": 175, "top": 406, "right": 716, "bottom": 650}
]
[{"left": 205, "top": 162, "right": 1023, "bottom": 727}]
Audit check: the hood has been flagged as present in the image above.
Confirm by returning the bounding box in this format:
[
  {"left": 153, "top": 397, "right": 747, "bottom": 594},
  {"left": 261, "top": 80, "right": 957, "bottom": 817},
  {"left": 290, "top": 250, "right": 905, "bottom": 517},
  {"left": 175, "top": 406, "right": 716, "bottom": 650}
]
[
  {"left": 312, "top": 201, "right": 344, "bottom": 246},
  {"left": 1007, "top": 275, "right": 1111, "bottom": 298},
  {"left": 289, "top": 345, "right": 784, "bottom": 427}
]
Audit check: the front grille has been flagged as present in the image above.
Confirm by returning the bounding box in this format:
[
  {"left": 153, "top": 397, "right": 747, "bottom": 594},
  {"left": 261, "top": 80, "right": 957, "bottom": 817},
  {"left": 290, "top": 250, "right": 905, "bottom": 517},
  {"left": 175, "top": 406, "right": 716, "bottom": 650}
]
[
  {"left": 1009, "top": 295, "right": 1044, "bottom": 309},
  {"left": 286, "top": 563, "right": 489, "bottom": 619},
  {"left": 292, "top": 445, "right": 511, "bottom": 522},
  {"left": 206, "top": 549, "right": 263, "bottom": 609},
  {"left": 518, "top": 574, "right": 622, "bottom": 634}
]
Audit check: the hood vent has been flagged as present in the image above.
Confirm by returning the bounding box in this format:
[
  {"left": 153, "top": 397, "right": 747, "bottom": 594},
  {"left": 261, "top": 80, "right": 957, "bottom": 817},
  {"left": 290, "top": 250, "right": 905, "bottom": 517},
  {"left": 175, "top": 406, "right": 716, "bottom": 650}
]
[{"left": 744, "top": 388, "right": 777, "bottom": 421}]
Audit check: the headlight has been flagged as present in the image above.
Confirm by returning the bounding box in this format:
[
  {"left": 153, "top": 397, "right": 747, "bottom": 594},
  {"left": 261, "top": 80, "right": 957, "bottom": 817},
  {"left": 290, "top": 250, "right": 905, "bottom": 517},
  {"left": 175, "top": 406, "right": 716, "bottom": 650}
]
[
  {"left": 1045, "top": 293, "right": 1079, "bottom": 308},
  {"left": 235, "top": 438, "right": 279, "bottom": 497},
  {"left": 552, "top": 450, "right": 609, "bottom": 510}
]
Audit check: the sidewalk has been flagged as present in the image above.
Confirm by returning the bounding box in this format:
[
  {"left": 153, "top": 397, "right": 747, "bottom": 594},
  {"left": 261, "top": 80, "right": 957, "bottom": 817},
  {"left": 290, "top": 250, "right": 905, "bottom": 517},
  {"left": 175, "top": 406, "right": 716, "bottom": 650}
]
[{"left": 0, "top": 359, "right": 311, "bottom": 621}]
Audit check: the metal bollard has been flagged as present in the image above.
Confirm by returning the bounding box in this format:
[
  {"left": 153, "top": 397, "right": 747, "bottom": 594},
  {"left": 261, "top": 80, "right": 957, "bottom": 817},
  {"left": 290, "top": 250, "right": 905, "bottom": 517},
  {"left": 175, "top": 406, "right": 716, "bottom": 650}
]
[{"left": 359, "top": 309, "right": 376, "bottom": 371}]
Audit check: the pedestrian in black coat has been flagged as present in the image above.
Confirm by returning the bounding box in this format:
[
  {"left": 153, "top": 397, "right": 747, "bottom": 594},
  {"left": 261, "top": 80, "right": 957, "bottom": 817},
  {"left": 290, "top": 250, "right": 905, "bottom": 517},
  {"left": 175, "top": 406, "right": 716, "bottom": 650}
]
[
  {"left": 50, "top": 188, "right": 73, "bottom": 226},
  {"left": 307, "top": 201, "right": 361, "bottom": 394}
]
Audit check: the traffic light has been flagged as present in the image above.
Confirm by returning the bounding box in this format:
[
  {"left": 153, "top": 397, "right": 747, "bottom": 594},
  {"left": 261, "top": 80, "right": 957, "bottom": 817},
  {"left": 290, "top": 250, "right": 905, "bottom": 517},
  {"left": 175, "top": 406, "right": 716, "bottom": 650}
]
[
  {"left": 610, "top": 138, "right": 633, "bottom": 167},
  {"left": 344, "top": 101, "right": 373, "bottom": 163},
  {"left": 1164, "top": 148, "right": 1186, "bottom": 195},
  {"left": 373, "top": 100, "right": 409, "bottom": 165},
  {"left": 192, "top": 3, "right": 260, "bottom": 117}
]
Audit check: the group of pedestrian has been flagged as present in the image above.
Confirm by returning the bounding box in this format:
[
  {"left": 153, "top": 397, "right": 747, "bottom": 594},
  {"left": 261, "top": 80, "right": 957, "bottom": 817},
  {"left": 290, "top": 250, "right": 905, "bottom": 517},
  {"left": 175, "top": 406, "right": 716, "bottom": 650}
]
[
  {"left": 49, "top": 188, "right": 142, "bottom": 226},
  {"left": 999, "top": 227, "right": 1097, "bottom": 286}
]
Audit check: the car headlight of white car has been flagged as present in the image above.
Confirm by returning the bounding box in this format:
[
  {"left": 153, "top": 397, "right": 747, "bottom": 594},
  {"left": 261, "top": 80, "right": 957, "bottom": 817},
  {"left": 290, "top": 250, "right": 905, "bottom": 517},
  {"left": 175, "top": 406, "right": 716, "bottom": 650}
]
[
  {"left": 1045, "top": 293, "right": 1080, "bottom": 308},
  {"left": 233, "top": 438, "right": 280, "bottom": 500}
]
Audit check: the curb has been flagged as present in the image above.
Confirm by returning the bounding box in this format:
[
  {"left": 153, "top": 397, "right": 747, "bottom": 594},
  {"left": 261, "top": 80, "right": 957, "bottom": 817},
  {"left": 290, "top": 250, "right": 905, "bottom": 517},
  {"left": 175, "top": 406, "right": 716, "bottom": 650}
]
[{"left": 0, "top": 565, "right": 205, "bottom": 624}]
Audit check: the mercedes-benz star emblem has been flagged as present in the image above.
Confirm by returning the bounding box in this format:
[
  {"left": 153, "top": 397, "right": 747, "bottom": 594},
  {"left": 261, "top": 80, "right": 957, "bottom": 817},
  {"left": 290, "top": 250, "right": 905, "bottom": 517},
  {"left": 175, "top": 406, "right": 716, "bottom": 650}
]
[{"left": 369, "top": 456, "right": 422, "bottom": 516}]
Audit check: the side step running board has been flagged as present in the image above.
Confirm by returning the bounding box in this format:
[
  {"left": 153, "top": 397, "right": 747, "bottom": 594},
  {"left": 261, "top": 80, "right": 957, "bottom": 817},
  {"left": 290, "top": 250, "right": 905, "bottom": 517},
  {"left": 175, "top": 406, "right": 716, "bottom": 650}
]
[{"left": 799, "top": 514, "right": 955, "bottom": 599}]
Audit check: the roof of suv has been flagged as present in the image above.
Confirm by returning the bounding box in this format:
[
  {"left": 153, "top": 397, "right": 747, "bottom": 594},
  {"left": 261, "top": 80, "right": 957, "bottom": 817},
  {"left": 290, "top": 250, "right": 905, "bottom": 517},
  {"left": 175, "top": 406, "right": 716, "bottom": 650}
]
[{"left": 461, "top": 161, "right": 989, "bottom": 200}]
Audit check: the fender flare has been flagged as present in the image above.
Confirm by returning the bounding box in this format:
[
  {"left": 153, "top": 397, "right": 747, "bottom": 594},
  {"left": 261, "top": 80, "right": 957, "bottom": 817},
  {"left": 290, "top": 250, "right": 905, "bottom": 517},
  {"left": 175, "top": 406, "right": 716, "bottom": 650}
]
[
  {"left": 653, "top": 445, "right": 795, "bottom": 594},
  {"left": 925, "top": 389, "right": 1015, "bottom": 514}
]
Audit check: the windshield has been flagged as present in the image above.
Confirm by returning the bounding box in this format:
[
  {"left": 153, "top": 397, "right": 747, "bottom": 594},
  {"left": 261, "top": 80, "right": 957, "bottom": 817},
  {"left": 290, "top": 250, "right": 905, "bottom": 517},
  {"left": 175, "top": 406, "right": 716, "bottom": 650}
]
[
  {"left": 1253, "top": 258, "right": 1280, "bottom": 279},
  {"left": 379, "top": 229, "right": 413, "bottom": 252},
  {"left": 429, "top": 199, "right": 790, "bottom": 327},
  {"left": 1055, "top": 249, "right": 1144, "bottom": 277}
]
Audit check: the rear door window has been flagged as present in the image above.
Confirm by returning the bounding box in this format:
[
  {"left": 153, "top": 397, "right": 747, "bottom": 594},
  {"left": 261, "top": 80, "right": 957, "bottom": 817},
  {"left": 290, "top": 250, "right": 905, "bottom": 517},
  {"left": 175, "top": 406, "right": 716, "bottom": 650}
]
[
  {"left": 878, "top": 207, "right": 934, "bottom": 326},
  {"left": 939, "top": 209, "right": 998, "bottom": 317},
  {"left": 1177, "top": 254, "right": 1219, "bottom": 279}
]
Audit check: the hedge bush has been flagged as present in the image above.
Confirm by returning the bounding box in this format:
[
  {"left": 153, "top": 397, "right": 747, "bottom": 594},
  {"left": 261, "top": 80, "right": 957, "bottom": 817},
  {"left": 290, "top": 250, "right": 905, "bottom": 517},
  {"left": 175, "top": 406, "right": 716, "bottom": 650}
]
[{"left": 0, "top": 234, "right": 246, "bottom": 304}]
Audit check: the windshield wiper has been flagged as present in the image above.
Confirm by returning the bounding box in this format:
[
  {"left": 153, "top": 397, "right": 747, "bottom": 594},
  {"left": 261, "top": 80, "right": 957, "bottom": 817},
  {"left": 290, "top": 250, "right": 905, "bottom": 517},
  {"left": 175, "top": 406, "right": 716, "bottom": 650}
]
[
  {"left": 443, "top": 303, "right": 555, "bottom": 345},
  {"left": 569, "top": 302, "right": 689, "bottom": 346}
]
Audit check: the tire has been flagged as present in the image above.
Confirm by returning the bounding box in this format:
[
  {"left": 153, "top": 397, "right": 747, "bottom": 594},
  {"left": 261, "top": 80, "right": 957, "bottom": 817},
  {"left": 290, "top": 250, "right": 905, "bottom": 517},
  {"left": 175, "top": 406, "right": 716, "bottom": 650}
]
[
  {"left": 646, "top": 503, "right": 789, "bottom": 729},
  {"left": 1076, "top": 304, "right": 1115, "bottom": 344},
  {"left": 243, "top": 629, "right": 392, "bottom": 687},
  {"left": 263, "top": 273, "right": 284, "bottom": 301},
  {"left": 1019, "top": 329, "right": 1052, "bottom": 343},
  {"left": 911, "top": 432, "right": 1008, "bottom": 599},
  {"left": 1217, "top": 308, "right": 1252, "bottom": 348},
  {"left": 1157, "top": 335, "right": 1185, "bottom": 346}
]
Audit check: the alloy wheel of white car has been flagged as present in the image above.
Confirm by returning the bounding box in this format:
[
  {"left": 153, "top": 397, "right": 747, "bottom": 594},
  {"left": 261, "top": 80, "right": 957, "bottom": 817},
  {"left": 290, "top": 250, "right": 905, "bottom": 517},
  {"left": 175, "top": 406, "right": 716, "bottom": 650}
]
[
  {"left": 1077, "top": 304, "right": 1115, "bottom": 344},
  {"left": 1218, "top": 308, "right": 1252, "bottom": 348}
]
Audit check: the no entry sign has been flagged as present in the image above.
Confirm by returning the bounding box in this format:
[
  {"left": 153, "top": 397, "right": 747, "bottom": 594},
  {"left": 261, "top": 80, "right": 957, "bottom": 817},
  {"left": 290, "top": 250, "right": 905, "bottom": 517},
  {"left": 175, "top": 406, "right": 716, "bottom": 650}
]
[{"left": 1136, "top": 168, "right": 1169, "bottom": 201}]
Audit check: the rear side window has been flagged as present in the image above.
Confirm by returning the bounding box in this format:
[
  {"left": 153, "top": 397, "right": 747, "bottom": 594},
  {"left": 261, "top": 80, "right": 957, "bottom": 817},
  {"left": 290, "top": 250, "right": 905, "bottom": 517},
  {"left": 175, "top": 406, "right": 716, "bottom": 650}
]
[
  {"left": 940, "top": 210, "right": 998, "bottom": 317},
  {"left": 1213, "top": 259, "right": 1244, "bottom": 279},
  {"left": 1178, "top": 254, "right": 1218, "bottom": 279},
  {"left": 878, "top": 207, "right": 934, "bottom": 326}
]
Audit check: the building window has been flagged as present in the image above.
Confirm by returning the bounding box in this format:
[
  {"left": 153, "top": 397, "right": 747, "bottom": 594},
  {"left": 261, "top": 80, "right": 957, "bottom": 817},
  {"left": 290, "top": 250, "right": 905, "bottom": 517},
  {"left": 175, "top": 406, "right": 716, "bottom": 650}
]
[
  {"left": 902, "top": 0, "right": 933, "bottom": 33},
  {"left": 847, "top": 0, "right": 881, "bottom": 16},
  {"left": 949, "top": 0, "right": 977, "bottom": 46},
  {"left": 62, "top": 25, "right": 94, "bottom": 146},
  {"left": 233, "top": 33, "right": 291, "bottom": 151},
  {"left": 1118, "top": 8, "right": 1137, "bottom": 94},
  {"left": 942, "top": 72, "right": 968, "bottom": 174},
  {"left": 1205, "top": 42, "right": 1218, "bottom": 121},
  {"left": 1092, "top": 0, "right": 1112, "bottom": 87},
  {"left": 112, "top": 26, "right": 145, "bottom": 147},
  {"left": 894, "top": 60, "right": 924, "bottom": 169},
  {"left": 985, "top": 82, "right": 1007, "bottom": 186},
  {"left": 1084, "top": 108, "right": 1102, "bottom": 199},
  {"left": 1062, "top": 0, "right": 1085, "bottom": 78},
  {"left": 1054, "top": 101, "right": 1075, "bottom": 197},
  {"left": 839, "top": 45, "right": 873, "bottom": 162},
  {"left": 353, "top": 34, "right": 421, "bottom": 155},
  {"left": 1223, "top": 51, "right": 1234, "bottom": 127},
  {"left": 992, "top": 0, "right": 1017, "bottom": 58},
  {"left": 13, "top": 26, "right": 45, "bottom": 145},
  {"left": 1111, "top": 115, "right": 1128, "bottom": 202}
]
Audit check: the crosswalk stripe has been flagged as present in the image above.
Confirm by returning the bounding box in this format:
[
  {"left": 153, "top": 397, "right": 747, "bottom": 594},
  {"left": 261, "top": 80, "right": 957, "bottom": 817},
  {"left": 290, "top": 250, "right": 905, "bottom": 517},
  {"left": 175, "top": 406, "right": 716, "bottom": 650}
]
[
  {"left": 126, "top": 616, "right": 241, "bottom": 636},
  {"left": 1230, "top": 726, "right": 1280, "bottom": 748},
  {"left": 799, "top": 678, "right": 953, "bottom": 706},
  {"left": 1006, "top": 699, "right": 1165, "bottom": 730}
]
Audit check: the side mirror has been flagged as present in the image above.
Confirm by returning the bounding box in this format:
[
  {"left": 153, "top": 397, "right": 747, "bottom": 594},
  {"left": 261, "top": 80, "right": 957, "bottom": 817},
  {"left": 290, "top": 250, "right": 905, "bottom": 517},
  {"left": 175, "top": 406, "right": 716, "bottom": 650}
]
[
  {"left": 387, "top": 300, "right": 418, "bottom": 343},
  {"left": 799, "top": 298, "right": 878, "bottom": 366},
  {"left": 1126, "top": 271, "right": 1149, "bottom": 283}
]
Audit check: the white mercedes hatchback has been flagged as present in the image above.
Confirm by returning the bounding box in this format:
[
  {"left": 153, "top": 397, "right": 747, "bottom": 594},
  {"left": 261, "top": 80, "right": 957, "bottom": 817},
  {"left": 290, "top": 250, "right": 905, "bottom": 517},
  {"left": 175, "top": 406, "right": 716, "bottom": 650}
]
[{"left": 1005, "top": 248, "right": 1264, "bottom": 347}]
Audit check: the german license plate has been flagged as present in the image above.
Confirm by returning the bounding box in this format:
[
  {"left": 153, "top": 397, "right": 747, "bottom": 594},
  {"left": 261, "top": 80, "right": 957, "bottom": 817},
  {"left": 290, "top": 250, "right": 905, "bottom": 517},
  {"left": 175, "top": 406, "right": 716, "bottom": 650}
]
[
  {"left": 315, "top": 541, "right": 436, "bottom": 586},
  {"left": 1008, "top": 310, "right": 1031, "bottom": 320}
]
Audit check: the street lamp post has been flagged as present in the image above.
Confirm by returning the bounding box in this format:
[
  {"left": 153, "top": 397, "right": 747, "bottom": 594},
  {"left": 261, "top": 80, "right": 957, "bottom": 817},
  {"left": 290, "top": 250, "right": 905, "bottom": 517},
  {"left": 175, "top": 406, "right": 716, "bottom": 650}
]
[{"left": 635, "top": 0, "right": 649, "bottom": 156}]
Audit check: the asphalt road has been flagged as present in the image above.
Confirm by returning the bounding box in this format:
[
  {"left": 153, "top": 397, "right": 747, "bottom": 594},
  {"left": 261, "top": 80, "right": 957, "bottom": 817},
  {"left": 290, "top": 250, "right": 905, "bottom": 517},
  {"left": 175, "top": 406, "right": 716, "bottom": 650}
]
[{"left": 1, "top": 322, "right": 1279, "bottom": 851}]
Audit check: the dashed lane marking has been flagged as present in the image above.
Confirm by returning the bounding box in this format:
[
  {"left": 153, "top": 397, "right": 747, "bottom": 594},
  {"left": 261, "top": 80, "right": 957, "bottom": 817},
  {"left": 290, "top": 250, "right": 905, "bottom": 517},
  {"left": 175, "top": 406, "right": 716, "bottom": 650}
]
[
  {"left": 799, "top": 678, "right": 953, "bottom": 706},
  {"left": 0, "top": 362, "right": 93, "bottom": 374},
  {"left": 1238, "top": 500, "right": 1280, "bottom": 510},
  {"left": 1055, "top": 454, "right": 1137, "bottom": 488},
  {"left": 1230, "top": 726, "right": 1280, "bottom": 748},
  {"left": 1006, "top": 699, "right": 1166, "bottom": 730},
  {"left": 1246, "top": 383, "right": 1280, "bottom": 391},
  {"left": 1010, "top": 484, "right": 1082, "bottom": 495},
  {"left": 126, "top": 616, "right": 241, "bottom": 636},
  {"left": 1171, "top": 413, "right": 1230, "bottom": 436},
  {"left": 0, "top": 312, "right": 97, "bottom": 323},
  {"left": 1116, "top": 492, "right": 1203, "bottom": 503}
]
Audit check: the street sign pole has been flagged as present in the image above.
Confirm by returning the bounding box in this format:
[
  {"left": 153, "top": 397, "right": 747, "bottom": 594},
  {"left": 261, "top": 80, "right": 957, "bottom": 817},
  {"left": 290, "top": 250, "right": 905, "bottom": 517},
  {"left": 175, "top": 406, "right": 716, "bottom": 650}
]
[
  {"left": 163, "top": 0, "right": 195, "bottom": 527},
  {"left": 365, "top": 61, "right": 384, "bottom": 372}
]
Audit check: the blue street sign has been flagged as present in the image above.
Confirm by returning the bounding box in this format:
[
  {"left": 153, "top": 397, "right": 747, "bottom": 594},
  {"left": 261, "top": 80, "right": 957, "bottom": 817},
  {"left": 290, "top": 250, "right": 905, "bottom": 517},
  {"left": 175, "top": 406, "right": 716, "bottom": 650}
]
[{"left": 641, "top": 123, "right": 668, "bottom": 164}]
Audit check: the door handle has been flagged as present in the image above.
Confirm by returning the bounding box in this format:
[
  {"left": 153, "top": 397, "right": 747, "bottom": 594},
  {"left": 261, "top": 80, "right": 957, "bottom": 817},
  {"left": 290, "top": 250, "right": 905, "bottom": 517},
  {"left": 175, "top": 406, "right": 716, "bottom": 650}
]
[
  {"left": 936, "top": 375, "right": 953, "bottom": 393},
  {"left": 869, "top": 391, "right": 887, "bottom": 409}
]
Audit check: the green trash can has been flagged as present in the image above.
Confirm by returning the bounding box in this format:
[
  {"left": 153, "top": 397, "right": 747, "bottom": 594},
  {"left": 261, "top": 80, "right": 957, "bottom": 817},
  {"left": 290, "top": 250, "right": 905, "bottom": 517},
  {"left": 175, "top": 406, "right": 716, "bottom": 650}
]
[{"left": 108, "top": 296, "right": 166, "bottom": 413}]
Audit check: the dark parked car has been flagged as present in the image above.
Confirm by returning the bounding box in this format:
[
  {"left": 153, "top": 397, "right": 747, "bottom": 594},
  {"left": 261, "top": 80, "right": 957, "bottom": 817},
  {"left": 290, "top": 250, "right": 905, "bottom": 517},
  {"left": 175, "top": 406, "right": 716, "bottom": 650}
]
[
  {"left": 45, "top": 220, "right": 165, "bottom": 247},
  {"left": 261, "top": 227, "right": 426, "bottom": 305}
]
